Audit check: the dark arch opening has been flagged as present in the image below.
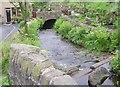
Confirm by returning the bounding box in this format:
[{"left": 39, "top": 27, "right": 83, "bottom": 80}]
[{"left": 41, "top": 19, "right": 56, "bottom": 29}]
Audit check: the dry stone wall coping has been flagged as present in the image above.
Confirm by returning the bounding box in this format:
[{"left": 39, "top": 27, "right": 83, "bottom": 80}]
[{"left": 9, "top": 44, "right": 78, "bottom": 85}]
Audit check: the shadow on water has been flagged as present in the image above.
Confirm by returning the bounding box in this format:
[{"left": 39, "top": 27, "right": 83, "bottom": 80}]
[{"left": 41, "top": 19, "right": 56, "bottom": 29}]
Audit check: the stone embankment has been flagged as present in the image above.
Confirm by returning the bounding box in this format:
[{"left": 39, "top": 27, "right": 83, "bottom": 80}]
[{"left": 9, "top": 44, "right": 77, "bottom": 85}]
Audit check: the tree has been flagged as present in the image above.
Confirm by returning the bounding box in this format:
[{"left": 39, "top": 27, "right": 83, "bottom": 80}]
[{"left": 10, "top": 1, "right": 30, "bottom": 35}]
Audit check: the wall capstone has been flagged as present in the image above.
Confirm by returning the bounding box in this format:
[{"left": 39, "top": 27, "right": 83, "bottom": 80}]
[{"left": 9, "top": 44, "right": 78, "bottom": 85}]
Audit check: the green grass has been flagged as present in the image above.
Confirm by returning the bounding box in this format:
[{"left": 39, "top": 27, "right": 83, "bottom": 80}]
[{"left": 110, "top": 51, "right": 120, "bottom": 75}]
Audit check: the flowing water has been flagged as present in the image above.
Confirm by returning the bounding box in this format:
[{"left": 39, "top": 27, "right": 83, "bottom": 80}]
[{"left": 39, "top": 29, "right": 120, "bottom": 86}]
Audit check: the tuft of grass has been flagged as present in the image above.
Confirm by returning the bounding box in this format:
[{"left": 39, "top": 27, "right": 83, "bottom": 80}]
[{"left": 110, "top": 51, "right": 120, "bottom": 75}]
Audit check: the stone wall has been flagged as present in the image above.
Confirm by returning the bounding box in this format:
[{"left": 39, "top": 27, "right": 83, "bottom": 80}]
[
  {"left": 36, "top": 11, "right": 61, "bottom": 20},
  {"left": 9, "top": 44, "right": 77, "bottom": 85}
]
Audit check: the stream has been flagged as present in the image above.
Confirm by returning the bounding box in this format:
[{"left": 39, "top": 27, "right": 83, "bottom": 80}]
[{"left": 39, "top": 29, "right": 120, "bottom": 86}]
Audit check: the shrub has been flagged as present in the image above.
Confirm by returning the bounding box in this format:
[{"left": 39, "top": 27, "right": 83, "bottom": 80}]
[
  {"left": 109, "top": 30, "right": 119, "bottom": 52},
  {"left": 19, "top": 21, "right": 25, "bottom": 29},
  {"left": 54, "top": 18, "right": 64, "bottom": 32},
  {"left": 28, "top": 19, "right": 41, "bottom": 35},
  {"left": 58, "top": 21, "right": 74, "bottom": 38},
  {"left": 110, "top": 51, "right": 120, "bottom": 75},
  {"left": 0, "top": 42, "right": 10, "bottom": 74},
  {"left": 13, "top": 16, "right": 23, "bottom": 23},
  {"left": 84, "top": 27, "right": 110, "bottom": 52},
  {"left": 68, "top": 27, "right": 88, "bottom": 45},
  {"left": 0, "top": 76, "right": 11, "bottom": 85}
]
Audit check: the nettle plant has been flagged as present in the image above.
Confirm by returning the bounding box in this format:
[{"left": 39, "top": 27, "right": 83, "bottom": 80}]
[
  {"left": 84, "top": 27, "right": 110, "bottom": 52},
  {"left": 68, "top": 27, "right": 88, "bottom": 45},
  {"left": 58, "top": 21, "right": 74, "bottom": 38},
  {"left": 54, "top": 18, "right": 64, "bottom": 32}
]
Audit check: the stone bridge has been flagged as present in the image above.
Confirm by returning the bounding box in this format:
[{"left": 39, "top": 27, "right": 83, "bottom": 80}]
[{"left": 36, "top": 11, "right": 62, "bottom": 21}]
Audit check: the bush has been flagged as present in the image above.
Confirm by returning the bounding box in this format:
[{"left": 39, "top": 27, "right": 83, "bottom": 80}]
[
  {"left": 0, "top": 42, "right": 11, "bottom": 85},
  {"left": 54, "top": 18, "right": 118, "bottom": 52},
  {"left": 0, "top": 42, "right": 10, "bottom": 74},
  {"left": 54, "top": 18, "right": 64, "bottom": 32},
  {"left": 13, "top": 18, "right": 44, "bottom": 47},
  {"left": 28, "top": 18, "right": 44, "bottom": 35},
  {"left": 13, "top": 16, "right": 23, "bottom": 23},
  {"left": 0, "top": 76, "right": 11, "bottom": 85},
  {"left": 84, "top": 27, "right": 110, "bottom": 52},
  {"left": 19, "top": 21, "right": 25, "bottom": 28},
  {"left": 58, "top": 21, "right": 74, "bottom": 38},
  {"left": 110, "top": 51, "right": 120, "bottom": 75},
  {"left": 68, "top": 27, "right": 88, "bottom": 45},
  {"left": 109, "top": 30, "right": 119, "bottom": 52}
]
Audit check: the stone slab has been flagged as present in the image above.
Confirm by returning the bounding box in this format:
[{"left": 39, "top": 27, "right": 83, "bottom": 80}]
[
  {"left": 50, "top": 75, "right": 78, "bottom": 85},
  {"left": 41, "top": 67, "right": 65, "bottom": 85},
  {"left": 90, "top": 58, "right": 110, "bottom": 69}
]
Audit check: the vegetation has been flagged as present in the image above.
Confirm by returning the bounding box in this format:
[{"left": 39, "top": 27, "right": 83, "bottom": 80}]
[
  {"left": 68, "top": 27, "right": 88, "bottom": 45},
  {"left": 0, "top": 18, "right": 44, "bottom": 85},
  {"left": 54, "top": 18, "right": 119, "bottom": 52},
  {"left": 67, "top": 2, "right": 118, "bottom": 28},
  {"left": 110, "top": 51, "right": 120, "bottom": 75},
  {"left": 14, "top": 18, "right": 44, "bottom": 46},
  {"left": 11, "top": 1, "right": 30, "bottom": 35},
  {"left": 13, "top": 16, "right": 23, "bottom": 23},
  {"left": 32, "top": 2, "right": 48, "bottom": 10},
  {"left": 58, "top": 21, "right": 74, "bottom": 38}
]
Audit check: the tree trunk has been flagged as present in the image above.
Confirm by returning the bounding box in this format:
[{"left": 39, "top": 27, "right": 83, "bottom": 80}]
[{"left": 24, "top": 0, "right": 28, "bottom": 35}]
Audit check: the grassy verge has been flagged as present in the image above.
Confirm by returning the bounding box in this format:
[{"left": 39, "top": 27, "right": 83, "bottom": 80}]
[{"left": 0, "top": 18, "right": 44, "bottom": 85}]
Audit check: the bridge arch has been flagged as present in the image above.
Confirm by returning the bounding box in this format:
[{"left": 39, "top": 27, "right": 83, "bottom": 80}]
[{"left": 41, "top": 19, "right": 57, "bottom": 29}]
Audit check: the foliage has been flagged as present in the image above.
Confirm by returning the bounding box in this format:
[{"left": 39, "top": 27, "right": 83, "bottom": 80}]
[
  {"left": 84, "top": 27, "right": 110, "bottom": 52},
  {"left": 77, "top": 15, "right": 86, "bottom": 23},
  {"left": 85, "top": 2, "right": 118, "bottom": 26},
  {"left": 58, "top": 21, "right": 74, "bottom": 38},
  {"left": 15, "top": 18, "right": 44, "bottom": 47},
  {"left": 110, "top": 51, "right": 120, "bottom": 75},
  {"left": 20, "top": 21, "right": 25, "bottom": 28},
  {"left": 28, "top": 18, "right": 44, "bottom": 35},
  {"left": 13, "top": 16, "right": 23, "bottom": 23},
  {"left": 54, "top": 18, "right": 64, "bottom": 32},
  {"left": 55, "top": 18, "right": 118, "bottom": 52},
  {"left": 109, "top": 30, "right": 119, "bottom": 52},
  {"left": 0, "top": 76, "right": 11, "bottom": 85},
  {"left": 0, "top": 42, "right": 11, "bottom": 86},
  {"left": 0, "top": 42, "right": 10, "bottom": 74},
  {"left": 32, "top": 2, "right": 48, "bottom": 10},
  {"left": 68, "top": 27, "right": 88, "bottom": 45}
]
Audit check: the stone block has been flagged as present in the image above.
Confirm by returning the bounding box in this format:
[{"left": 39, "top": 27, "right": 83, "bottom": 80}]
[
  {"left": 40, "top": 67, "right": 65, "bottom": 85},
  {"left": 50, "top": 75, "right": 78, "bottom": 85},
  {"left": 88, "top": 67, "right": 109, "bottom": 86},
  {"left": 32, "top": 60, "right": 53, "bottom": 81},
  {"left": 29, "top": 53, "right": 48, "bottom": 63}
]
